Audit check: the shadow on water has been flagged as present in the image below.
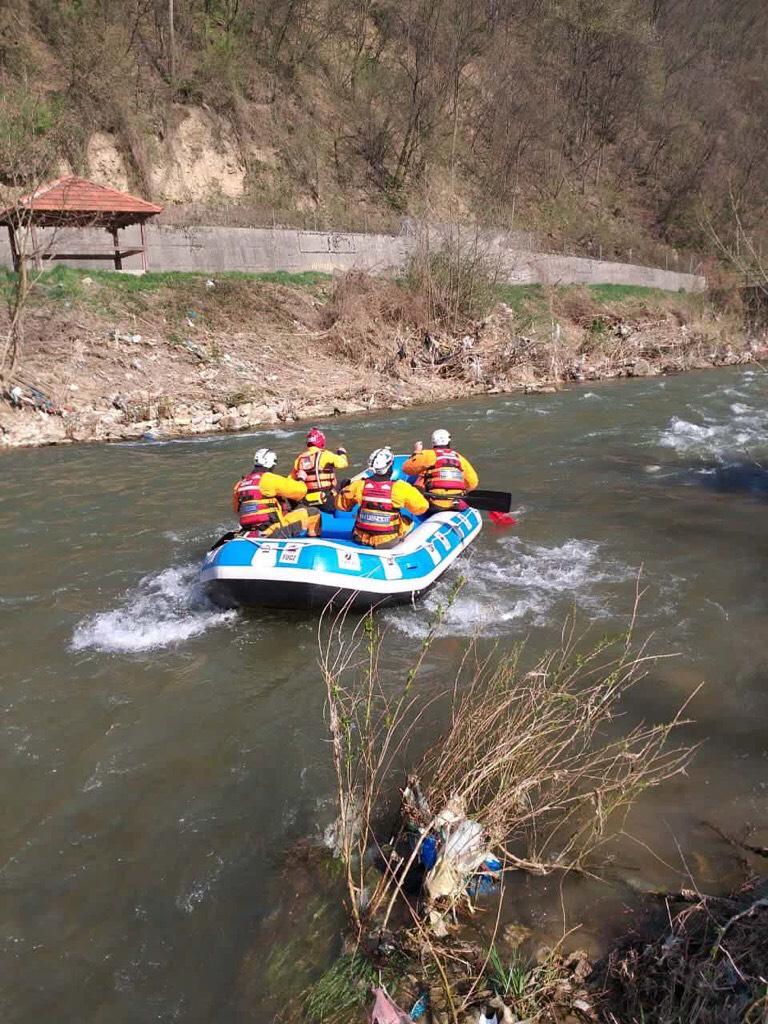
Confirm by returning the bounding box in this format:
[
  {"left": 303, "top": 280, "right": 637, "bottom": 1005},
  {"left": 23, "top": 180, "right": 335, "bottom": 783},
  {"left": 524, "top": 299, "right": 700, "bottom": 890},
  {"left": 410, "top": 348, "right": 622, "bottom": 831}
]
[
  {"left": 689, "top": 459, "right": 768, "bottom": 498},
  {"left": 612, "top": 450, "right": 768, "bottom": 503}
]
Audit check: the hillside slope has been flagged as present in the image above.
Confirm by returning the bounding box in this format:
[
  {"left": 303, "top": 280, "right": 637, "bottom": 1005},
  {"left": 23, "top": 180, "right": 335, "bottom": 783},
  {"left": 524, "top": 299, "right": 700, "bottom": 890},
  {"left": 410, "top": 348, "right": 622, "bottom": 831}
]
[{"left": 1, "top": 0, "right": 766, "bottom": 266}]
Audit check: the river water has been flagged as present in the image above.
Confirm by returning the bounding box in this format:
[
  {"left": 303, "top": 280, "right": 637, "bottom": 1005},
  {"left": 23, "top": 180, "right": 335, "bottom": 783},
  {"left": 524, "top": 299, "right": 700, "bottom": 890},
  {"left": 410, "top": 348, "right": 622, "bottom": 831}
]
[{"left": 2, "top": 366, "right": 767, "bottom": 1022}]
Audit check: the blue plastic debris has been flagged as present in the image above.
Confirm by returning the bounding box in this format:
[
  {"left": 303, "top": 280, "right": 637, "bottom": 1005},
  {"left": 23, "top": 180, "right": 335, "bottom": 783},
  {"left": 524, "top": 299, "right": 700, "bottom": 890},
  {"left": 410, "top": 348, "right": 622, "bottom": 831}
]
[
  {"left": 420, "top": 835, "right": 438, "bottom": 870},
  {"left": 467, "top": 873, "right": 498, "bottom": 897},
  {"left": 409, "top": 993, "right": 429, "bottom": 1020}
]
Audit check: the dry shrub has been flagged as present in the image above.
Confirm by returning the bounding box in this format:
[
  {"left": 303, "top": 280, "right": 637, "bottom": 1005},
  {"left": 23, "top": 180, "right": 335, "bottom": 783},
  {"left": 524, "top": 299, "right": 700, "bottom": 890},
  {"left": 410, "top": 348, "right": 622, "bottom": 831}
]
[
  {"left": 322, "top": 271, "right": 428, "bottom": 333},
  {"left": 319, "top": 600, "right": 695, "bottom": 938},
  {"left": 321, "top": 271, "right": 428, "bottom": 365},
  {"left": 402, "top": 228, "right": 504, "bottom": 330},
  {"left": 418, "top": 622, "right": 694, "bottom": 874},
  {"left": 552, "top": 285, "right": 601, "bottom": 324},
  {"left": 598, "top": 878, "right": 768, "bottom": 1024}
]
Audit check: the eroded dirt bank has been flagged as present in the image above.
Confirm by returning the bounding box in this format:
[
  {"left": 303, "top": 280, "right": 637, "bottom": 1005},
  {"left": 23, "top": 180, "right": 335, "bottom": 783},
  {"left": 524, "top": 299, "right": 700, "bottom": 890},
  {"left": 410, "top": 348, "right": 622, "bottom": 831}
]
[{"left": 1, "top": 270, "right": 763, "bottom": 448}]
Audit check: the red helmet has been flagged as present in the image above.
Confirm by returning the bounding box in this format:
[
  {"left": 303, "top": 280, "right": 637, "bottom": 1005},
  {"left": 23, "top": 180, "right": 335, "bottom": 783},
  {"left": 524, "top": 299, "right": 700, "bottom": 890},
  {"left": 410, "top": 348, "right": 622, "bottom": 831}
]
[{"left": 306, "top": 427, "right": 326, "bottom": 448}]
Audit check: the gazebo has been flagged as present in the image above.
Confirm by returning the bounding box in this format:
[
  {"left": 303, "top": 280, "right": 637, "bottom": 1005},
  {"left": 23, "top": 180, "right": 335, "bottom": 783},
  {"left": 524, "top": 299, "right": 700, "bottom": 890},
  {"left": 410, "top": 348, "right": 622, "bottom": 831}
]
[{"left": 0, "top": 176, "right": 163, "bottom": 272}]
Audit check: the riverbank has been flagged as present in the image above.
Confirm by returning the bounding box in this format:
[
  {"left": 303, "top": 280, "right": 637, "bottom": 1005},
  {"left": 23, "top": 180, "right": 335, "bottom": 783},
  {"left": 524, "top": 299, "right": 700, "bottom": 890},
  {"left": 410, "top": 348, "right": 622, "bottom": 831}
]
[{"left": 0, "top": 268, "right": 763, "bottom": 448}]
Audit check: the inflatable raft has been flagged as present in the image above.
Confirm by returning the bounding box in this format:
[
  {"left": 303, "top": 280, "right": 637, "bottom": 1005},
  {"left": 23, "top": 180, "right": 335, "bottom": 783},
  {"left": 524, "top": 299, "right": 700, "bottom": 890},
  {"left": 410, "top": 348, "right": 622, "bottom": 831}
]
[{"left": 201, "top": 457, "right": 482, "bottom": 611}]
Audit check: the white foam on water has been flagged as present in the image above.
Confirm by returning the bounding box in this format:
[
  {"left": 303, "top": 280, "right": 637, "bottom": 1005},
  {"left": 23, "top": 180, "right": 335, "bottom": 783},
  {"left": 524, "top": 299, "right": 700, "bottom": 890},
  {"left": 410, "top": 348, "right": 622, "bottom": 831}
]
[
  {"left": 122, "top": 426, "right": 303, "bottom": 448},
  {"left": 581, "top": 392, "right": 600, "bottom": 399},
  {"left": 388, "top": 538, "right": 632, "bottom": 639},
  {"left": 658, "top": 409, "right": 768, "bottom": 459},
  {"left": 175, "top": 854, "right": 225, "bottom": 914},
  {"left": 71, "top": 564, "right": 236, "bottom": 654}
]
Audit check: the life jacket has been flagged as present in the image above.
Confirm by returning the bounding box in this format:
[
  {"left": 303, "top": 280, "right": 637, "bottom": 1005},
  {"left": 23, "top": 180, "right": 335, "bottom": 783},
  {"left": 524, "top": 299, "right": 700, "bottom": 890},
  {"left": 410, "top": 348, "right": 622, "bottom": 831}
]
[
  {"left": 296, "top": 448, "right": 337, "bottom": 501},
  {"left": 354, "top": 478, "right": 401, "bottom": 539},
  {"left": 234, "top": 471, "right": 281, "bottom": 529},
  {"left": 424, "top": 448, "right": 466, "bottom": 502}
]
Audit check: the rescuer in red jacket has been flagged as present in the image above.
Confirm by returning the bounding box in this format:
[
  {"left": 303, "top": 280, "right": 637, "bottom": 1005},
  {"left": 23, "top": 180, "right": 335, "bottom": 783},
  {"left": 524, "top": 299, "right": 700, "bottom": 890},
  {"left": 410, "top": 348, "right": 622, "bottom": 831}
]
[{"left": 233, "top": 448, "right": 321, "bottom": 538}]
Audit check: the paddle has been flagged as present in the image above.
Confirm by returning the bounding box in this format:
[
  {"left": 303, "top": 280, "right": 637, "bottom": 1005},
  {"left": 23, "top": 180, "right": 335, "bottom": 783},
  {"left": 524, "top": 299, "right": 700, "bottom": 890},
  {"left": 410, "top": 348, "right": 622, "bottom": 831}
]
[
  {"left": 489, "top": 510, "right": 517, "bottom": 527},
  {"left": 465, "top": 489, "right": 513, "bottom": 513}
]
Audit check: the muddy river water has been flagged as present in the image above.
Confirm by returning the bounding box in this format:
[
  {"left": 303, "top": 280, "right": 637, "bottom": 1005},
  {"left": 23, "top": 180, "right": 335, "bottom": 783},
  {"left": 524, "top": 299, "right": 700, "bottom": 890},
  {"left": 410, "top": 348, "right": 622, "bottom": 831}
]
[{"left": 1, "top": 366, "right": 767, "bottom": 1022}]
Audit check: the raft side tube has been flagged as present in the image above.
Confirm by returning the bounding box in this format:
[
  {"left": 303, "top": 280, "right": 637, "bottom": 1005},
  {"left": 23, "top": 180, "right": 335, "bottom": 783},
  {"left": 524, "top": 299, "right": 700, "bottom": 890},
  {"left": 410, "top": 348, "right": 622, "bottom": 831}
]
[{"left": 201, "top": 506, "right": 482, "bottom": 611}]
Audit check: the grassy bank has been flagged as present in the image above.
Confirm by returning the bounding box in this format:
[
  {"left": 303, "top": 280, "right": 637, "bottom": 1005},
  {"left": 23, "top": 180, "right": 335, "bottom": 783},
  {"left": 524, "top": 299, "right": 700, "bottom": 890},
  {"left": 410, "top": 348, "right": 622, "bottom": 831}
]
[{"left": 0, "top": 268, "right": 758, "bottom": 448}]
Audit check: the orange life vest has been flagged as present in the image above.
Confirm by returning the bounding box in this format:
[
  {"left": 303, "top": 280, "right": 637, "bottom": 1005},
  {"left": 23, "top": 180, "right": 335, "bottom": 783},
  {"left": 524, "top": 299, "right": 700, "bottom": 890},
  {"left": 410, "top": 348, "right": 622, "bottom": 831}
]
[
  {"left": 296, "top": 449, "right": 337, "bottom": 501},
  {"left": 424, "top": 448, "right": 466, "bottom": 501},
  {"left": 354, "top": 478, "right": 401, "bottom": 540},
  {"left": 234, "top": 471, "right": 281, "bottom": 529}
]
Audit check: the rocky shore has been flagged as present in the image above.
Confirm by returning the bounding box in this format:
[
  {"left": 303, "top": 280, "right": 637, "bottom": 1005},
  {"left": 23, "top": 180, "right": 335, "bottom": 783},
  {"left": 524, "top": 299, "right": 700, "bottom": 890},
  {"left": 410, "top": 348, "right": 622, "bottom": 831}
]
[{"left": 1, "top": 271, "right": 763, "bottom": 449}]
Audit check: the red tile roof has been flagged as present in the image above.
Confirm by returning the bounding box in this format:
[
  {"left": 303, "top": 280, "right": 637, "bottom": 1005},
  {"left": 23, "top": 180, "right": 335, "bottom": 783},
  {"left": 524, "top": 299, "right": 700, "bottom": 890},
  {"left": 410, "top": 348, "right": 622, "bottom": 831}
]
[{"left": 1, "top": 176, "right": 162, "bottom": 220}]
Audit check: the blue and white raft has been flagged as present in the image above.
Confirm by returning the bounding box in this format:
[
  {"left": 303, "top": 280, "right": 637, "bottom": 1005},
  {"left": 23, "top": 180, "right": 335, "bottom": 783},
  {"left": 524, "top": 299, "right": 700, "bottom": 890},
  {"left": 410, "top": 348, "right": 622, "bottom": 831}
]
[{"left": 201, "top": 456, "right": 482, "bottom": 611}]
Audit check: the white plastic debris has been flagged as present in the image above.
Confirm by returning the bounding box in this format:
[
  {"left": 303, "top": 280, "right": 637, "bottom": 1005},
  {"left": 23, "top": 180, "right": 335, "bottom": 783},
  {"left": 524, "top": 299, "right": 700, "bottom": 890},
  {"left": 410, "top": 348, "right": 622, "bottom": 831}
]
[{"left": 424, "top": 812, "right": 491, "bottom": 900}]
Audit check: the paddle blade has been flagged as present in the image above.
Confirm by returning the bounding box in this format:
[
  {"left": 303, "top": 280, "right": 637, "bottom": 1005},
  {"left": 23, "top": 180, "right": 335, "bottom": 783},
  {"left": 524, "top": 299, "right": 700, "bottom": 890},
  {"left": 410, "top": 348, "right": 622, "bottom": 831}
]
[
  {"left": 489, "top": 511, "right": 517, "bottom": 527},
  {"left": 465, "top": 489, "right": 513, "bottom": 513}
]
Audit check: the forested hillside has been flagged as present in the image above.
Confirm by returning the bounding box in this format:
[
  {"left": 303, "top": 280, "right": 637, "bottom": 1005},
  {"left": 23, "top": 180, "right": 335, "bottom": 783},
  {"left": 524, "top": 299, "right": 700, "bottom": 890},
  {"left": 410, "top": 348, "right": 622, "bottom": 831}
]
[{"left": 1, "top": 0, "right": 766, "bottom": 263}]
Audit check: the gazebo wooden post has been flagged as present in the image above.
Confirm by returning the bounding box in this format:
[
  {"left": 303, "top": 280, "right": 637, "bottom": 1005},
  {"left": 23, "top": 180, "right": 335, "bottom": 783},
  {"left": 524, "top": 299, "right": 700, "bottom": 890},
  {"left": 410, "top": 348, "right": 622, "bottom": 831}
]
[
  {"left": 7, "top": 225, "right": 19, "bottom": 272},
  {"left": 111, "top": 227, "right": 123, "bottom": 270},
  {"left": 139, "top": 221, "right": 148, "bottom": 272},
  {"left": 29, "top": 224, "right": 43, "bottom": 270}
]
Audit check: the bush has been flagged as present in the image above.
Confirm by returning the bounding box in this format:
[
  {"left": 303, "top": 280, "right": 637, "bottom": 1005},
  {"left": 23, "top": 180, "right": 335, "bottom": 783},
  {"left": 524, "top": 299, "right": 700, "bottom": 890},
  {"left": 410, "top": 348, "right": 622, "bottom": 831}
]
[{"left": 403, "top": 236, "right": 502, "bottom": 327}]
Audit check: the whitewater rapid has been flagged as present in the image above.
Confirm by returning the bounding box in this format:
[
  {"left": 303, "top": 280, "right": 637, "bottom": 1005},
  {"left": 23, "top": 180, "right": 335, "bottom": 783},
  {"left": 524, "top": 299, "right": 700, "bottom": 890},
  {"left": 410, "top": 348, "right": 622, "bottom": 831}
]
[{"left": 71, "top": 563, "right": 237, "bottom": 654}]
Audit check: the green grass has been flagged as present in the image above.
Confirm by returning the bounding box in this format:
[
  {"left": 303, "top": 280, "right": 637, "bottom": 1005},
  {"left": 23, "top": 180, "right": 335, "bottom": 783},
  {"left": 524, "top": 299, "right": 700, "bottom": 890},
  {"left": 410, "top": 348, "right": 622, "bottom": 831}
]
[
  {"left": 302, "top": 953, "right": 378, "bottom": 1023},
  {"left": 302, "top": 950, "right": 410, "bottom": 1023},
  {"left": 493, "top": 283, "right": 548, "bottom": 310},
  {"left": 488, "top": 945, "right": 531, "bottom": 1000},
  {"left": 0, "top": 265, "right": 331, "bottom": 305},
  {"left": 494, "top": 282, "right": 684, "bottom": 308},
  {"left": 587, "top": 283, "right": 678, "bottom": 302}
]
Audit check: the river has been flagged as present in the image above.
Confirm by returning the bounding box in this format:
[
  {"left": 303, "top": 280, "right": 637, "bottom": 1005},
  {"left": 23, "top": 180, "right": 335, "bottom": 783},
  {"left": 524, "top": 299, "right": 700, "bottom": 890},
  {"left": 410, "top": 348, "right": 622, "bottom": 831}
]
[{"left": 1, "top": 366, "right": 767, "bottom": 1022}]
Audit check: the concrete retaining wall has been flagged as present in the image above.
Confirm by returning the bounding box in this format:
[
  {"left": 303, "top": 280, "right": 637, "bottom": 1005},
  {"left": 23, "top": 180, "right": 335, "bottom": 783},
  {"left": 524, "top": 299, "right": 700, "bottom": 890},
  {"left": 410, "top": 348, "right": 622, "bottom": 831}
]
[{"left": 0, "top": 222, "right": 705, "bottom": 292}]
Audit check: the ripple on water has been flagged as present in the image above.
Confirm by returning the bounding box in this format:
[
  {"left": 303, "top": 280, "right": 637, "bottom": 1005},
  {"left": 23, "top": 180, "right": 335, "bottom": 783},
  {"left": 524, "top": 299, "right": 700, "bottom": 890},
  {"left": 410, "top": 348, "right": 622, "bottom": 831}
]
[
  {"left": 70, "top": 564, "right": 236, "bottom": 655},
  {"left": 388, "top": 537, "right": 633, "bottom": 638},
  {"left": 658, "top": 410, "right": 768, "bottom": 458}
]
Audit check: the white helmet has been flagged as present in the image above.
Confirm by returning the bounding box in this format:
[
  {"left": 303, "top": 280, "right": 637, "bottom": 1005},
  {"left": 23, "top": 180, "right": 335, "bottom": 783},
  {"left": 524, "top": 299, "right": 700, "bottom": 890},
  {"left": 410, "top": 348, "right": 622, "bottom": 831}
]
[
  {"left": 368, "top": 446, "right": 395, "bottom": 475},
  {"left": 431, "top": 428, "right": 451, "bottom": 447},
  {"left": 253, "top": 447, "right": 277, "bottom": 469}
]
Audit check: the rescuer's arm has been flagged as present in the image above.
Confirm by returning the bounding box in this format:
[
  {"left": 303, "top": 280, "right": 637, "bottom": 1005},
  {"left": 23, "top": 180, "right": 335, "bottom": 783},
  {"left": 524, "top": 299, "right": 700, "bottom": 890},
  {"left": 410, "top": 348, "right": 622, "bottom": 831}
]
[
  {"left": 396, "top": 481, "right": 430, "bottom": 517},
  {"left": 460, "top": 455, "right": 479, "bottom": 492},
  {"left": 271, "top": 474, "right": 308, "bottom": 503},
  {"left": 326, "top": 448, "right": 349, "bottom": 470},
  {"left": 232, "top": 480, "right": 241, "bottom": 513},
  {"left": 336, "top": 478, "right": 363, "bottom": 511},
  {"left": 402, "top": 450, "right": 435, "bottom": 477}
]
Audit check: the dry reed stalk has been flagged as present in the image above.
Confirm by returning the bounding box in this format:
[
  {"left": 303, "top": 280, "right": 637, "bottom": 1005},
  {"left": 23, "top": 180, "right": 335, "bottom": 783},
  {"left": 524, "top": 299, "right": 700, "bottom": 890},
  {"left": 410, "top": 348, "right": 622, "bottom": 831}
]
[
  {"left": 318, "top": 592, "right": 458, "bottom": 932},
  {"left": 319, "top": 594, "right": 697, "bottom": 944}
]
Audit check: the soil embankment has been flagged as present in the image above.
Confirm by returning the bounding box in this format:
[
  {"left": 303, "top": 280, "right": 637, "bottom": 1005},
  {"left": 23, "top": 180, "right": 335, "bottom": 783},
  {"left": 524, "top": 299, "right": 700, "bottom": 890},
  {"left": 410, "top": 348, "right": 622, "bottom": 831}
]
[{"left": 0, "top": 269, "right": 762, "bottom": 448}]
